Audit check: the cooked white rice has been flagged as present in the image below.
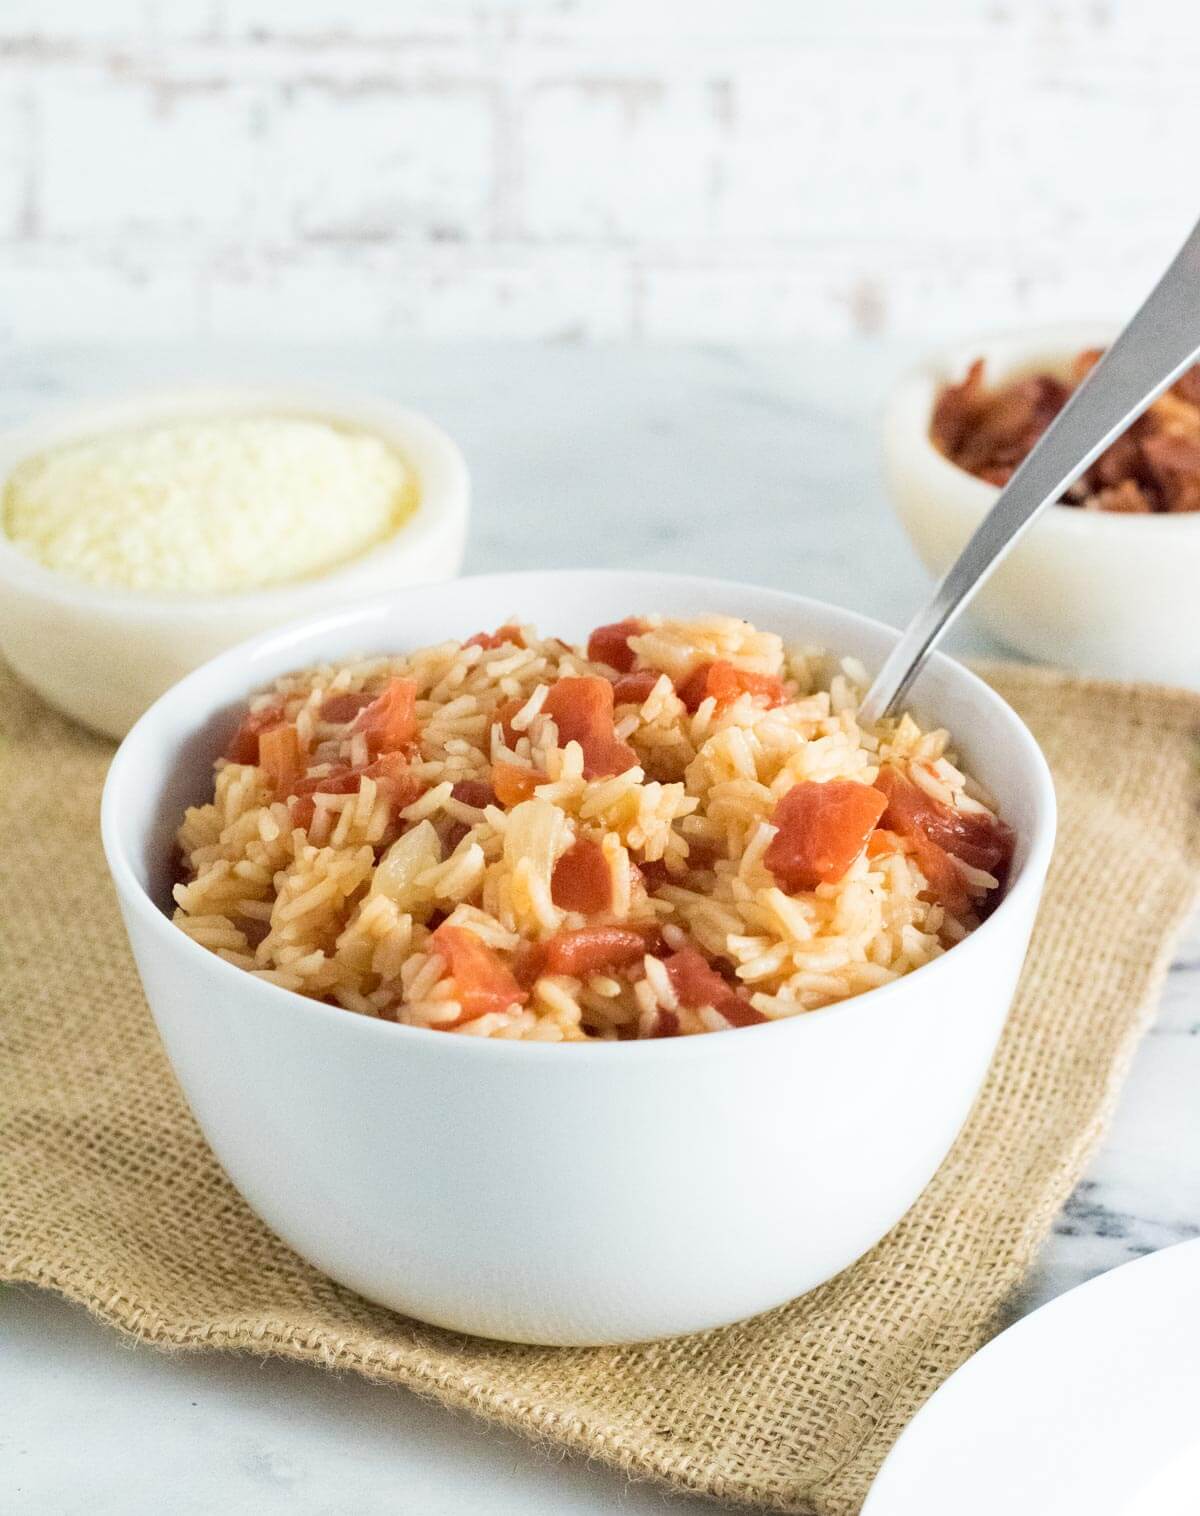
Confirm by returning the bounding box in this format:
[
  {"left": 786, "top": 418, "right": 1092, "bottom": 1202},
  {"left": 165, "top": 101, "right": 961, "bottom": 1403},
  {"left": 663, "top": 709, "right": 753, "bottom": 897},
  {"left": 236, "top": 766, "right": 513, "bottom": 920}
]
[{"left": 171, "top": 614, "right": 1010, "bottom": 1041}]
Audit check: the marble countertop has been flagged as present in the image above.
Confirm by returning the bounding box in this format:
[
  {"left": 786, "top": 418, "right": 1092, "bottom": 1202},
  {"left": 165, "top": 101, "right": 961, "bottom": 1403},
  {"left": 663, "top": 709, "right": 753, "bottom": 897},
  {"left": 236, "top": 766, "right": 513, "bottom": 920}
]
[{"left": 2, "top": 341, "right": 1198, "bottom": 1515}]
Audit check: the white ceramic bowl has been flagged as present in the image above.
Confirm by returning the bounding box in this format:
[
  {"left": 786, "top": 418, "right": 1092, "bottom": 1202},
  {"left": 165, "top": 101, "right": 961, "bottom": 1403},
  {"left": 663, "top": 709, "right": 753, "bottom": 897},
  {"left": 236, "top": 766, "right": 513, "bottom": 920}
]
[
  {"left": 0, "top": 384, "right": 469, "bottom": 739},
  {"left": 884, "top": 322, "right": 1200, "bottom": 686},
  {"left": 101, "top": 570, "right": 1056, "bottom": 1346}
]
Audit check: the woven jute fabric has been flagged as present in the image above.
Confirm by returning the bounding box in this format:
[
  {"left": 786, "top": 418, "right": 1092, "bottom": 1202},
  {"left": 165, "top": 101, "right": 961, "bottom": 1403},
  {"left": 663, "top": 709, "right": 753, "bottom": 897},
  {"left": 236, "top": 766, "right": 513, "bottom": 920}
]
[{"left": 2, "top": 661, "right": 1198, "bottom": 1514}]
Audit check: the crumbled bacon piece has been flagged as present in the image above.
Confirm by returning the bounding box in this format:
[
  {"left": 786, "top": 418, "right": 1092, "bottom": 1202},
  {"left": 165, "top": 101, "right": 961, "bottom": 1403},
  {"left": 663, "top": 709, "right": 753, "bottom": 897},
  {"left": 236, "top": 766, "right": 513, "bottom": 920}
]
[
  {"left": 933, "top": 362, "right": 1068, "bottom": 484},
  {"left": 542, "top": 677, "right": 638, "bottom": 778},
  {"left": 431, "top": 924, "right": 526, "bottom": 1024},
  {"left": 551, "top": 837, "right": 612, "bottom": 914},
  {"left": 1085, "top": 480, "right": 1153, "bottom": 515},
  {"left": 764, "top": 780, "right": 888, "bottom": 892},
  {"left": 933, "top": 352, "right": 1200, "bottom": 512},
  {"left": 662, "top": 947, "right": 766, "bottom": 1028},
  {"left": 929, "top": 357, "right": 987, "bottom": 456},
  {"left": 676, "top": 660, "right": 785, "bottom": 714},
  {"left": 587, "top": 618, "right": 646, "bottom": 674},
  {"left": 1071, "top": 347, "right": 1104, "bottom": 384},
  {"left": 1141, "top": 433, "right": 1200, "bottom": 512},
  {"left": 1176, "top": 367, "right": 1200, "bottom": 406}
]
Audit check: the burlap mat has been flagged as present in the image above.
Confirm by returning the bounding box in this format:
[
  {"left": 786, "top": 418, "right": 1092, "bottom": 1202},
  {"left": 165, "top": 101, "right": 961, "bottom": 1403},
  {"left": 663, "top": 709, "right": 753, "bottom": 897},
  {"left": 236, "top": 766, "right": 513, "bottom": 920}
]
[{"left": 2, "top": 661, "right": 1198, "bottom": 1514}]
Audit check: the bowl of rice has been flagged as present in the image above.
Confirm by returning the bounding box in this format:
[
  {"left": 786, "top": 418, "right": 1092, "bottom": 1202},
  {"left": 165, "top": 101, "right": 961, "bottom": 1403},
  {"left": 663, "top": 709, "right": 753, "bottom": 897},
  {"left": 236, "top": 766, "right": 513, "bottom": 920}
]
[{"left": 102, "top": 570, "right": 1055, "bottom": 1345}]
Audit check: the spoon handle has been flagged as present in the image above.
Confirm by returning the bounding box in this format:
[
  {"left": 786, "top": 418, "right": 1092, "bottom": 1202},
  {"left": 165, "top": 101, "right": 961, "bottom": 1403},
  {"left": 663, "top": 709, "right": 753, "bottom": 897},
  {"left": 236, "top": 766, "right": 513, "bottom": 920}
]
[{"left": 859, "top": 214, "right": 1200, "bottom": 725}]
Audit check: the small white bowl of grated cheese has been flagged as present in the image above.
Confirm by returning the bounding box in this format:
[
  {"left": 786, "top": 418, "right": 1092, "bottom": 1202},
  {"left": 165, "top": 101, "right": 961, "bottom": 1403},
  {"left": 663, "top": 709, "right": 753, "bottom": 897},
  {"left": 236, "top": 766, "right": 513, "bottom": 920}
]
[{"left": 0, "top": 385, "right": 469, "bottom": 738}]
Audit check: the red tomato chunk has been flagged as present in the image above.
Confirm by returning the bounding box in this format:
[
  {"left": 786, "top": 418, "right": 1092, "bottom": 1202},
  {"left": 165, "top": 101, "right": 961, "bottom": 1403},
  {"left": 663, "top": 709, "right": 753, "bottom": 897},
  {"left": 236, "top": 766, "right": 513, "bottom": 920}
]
[
  {"left": 492, "top": 761, "right": 542, "bottom": 807},
  {"left": 874, "top": 767, "right": 1013, "bottom": 916},
  {"left": 293, "top": 749, "right": 422, "bottom": 809},
  {"left": 224, "top": 700, "right": 286, "bottom": 765},
  {"left": 676, "top": 660, "right": 785, "bottom": 714},
  {"left": 491, "top": 696, "right": 526, "bottom": 747},
  {"left": 464, "top": 624, "right": 525, "bottom": 650},
  {"left": 764, "top": 780, "right": 888, "bottom": 892},
  {"left": 355, "top": 678, "right": 418, "bottom": 756},
  {"left": 320, "top": 691, "right": 376, "bottom": 724},
  {"left": 662, "top": 948, "right": 766, "bottom": 1027},
  {"left": 432, "top": 924, "right": 526, "bottom": 1023},
  {"left": 612, "top": 669, "right": 661, "bottom": 706},
  {"left": 259, "top": 724, "right": 305, "bottom": 800},
  {"left": 551, "top": 837, "right": 613, "bottom": 914},
  {"left": 541, "top": 926, "right": 655, "bottom": 978},
  {"left": 587, "top": 618, "right": 646, "bottom": 674},
  {"left": 875, "top": 767, "right": 1014, "bottom": 876},
  {"left": 866, "top": 828, "right": 907, "bottom": 859},
  {"left": 542, "top": 677, "right": 638, "bottom": 779}
]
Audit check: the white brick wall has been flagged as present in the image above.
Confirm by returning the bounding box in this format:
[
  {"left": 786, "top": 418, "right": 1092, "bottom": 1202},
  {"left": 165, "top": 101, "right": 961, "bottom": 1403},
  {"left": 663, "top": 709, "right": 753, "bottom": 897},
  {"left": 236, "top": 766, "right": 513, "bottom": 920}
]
[{"left": 1, "top": 1, "right": 1196, "bottom": 342}]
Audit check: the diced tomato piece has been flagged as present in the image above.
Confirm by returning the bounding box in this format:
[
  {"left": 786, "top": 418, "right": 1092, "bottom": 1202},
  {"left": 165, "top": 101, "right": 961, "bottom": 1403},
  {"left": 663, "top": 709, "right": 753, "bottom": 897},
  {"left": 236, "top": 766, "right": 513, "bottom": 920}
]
[
  {"left": 364, "top": 752, "right": 423, "bottom": 809},
  {"left": 612, "top": 669, "right": 662, "bottom": 706},
  {"left": 541, "top": 926, "right": 657, "bottom": 978},
  {"left": 320, "top": 691, "right": 375, "bottom": 724},
  {"left": 716, "top": 996, "right": 770, "bottom": 1029},
  {"left": 587, "top": 618, "right": 646, "bottom": 673},
  {"left": 451, "top": 778, "right": 496, "bottom": 809},
  {"left": 259, "top": 724, "right": 306, "bottom": 799},
  {"left": 662, "top": 947, "right": 766, "bottom": 1027},
  {"left": 676, "top": 660, "right": 785, "bottom": 713},
  {"left": 551, "top": 837, "right": 613, "bottom": 914},
  {"left": 873, "top": 767, "right": 1011, "bottom": 915},
  {"left": 288, "top": 794, "right": 316, "bottom": 831},
  {"left": 464, "top": 624, "right": 525, "bottom": 651},
  {"left": 294, "top": 749, "right": 422, "bottom": 810},
  {"left": 432, "top": 924, "right": 526, "bottom": 1023},
  {"left": 491, "top": 696, "right": 527, "bottom": 747},
  {"left": 542, "top": 677, "right": 638, "bottom": 778},
  {"left": 764, "top": 780, "right": 888, "bottom": 892},
  {"left": 224, "top": 699, "right": 286, "bottom": 765},
  {"left": 492, "top": 761, "right": 542, "bottom": 807},
  {"left": 355, "top": 678, "right": 418, "bottom": 756},
  {"left": 905, "top": 828, "right": 972, "bottom": 916},
  {"left": 865, "top": 828, "right": 907, "bottom": 859},
  {"left": 875, "top": 767, "right": 1014, "bottom": 877}
]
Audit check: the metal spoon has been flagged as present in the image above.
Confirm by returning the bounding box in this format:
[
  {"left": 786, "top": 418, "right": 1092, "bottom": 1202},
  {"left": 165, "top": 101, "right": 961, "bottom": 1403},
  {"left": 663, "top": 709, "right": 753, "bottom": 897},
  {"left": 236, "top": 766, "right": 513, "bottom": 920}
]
[{"left": 859, "top": 214, "right": 1200, "bottom": 725}]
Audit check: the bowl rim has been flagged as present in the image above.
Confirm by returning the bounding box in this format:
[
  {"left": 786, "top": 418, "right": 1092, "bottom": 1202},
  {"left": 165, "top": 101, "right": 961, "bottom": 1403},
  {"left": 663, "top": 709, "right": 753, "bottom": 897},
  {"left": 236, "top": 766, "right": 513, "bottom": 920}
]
[
  {"left": 101, "top": 568, "right": 1058, "bottom": 1063},
  {"left": 0, "top": 380, "right": 471, "bottom": 617},
  {"left": 885, "top": 319, "right": 1200, "bottom": 538}
]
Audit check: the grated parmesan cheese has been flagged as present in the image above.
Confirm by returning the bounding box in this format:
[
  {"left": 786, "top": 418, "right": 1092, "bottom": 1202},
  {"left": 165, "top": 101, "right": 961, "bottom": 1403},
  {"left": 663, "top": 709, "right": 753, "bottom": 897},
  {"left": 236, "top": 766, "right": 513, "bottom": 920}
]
[{"left": 2, "top": 415, "right": 417, "bottom": 593}]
